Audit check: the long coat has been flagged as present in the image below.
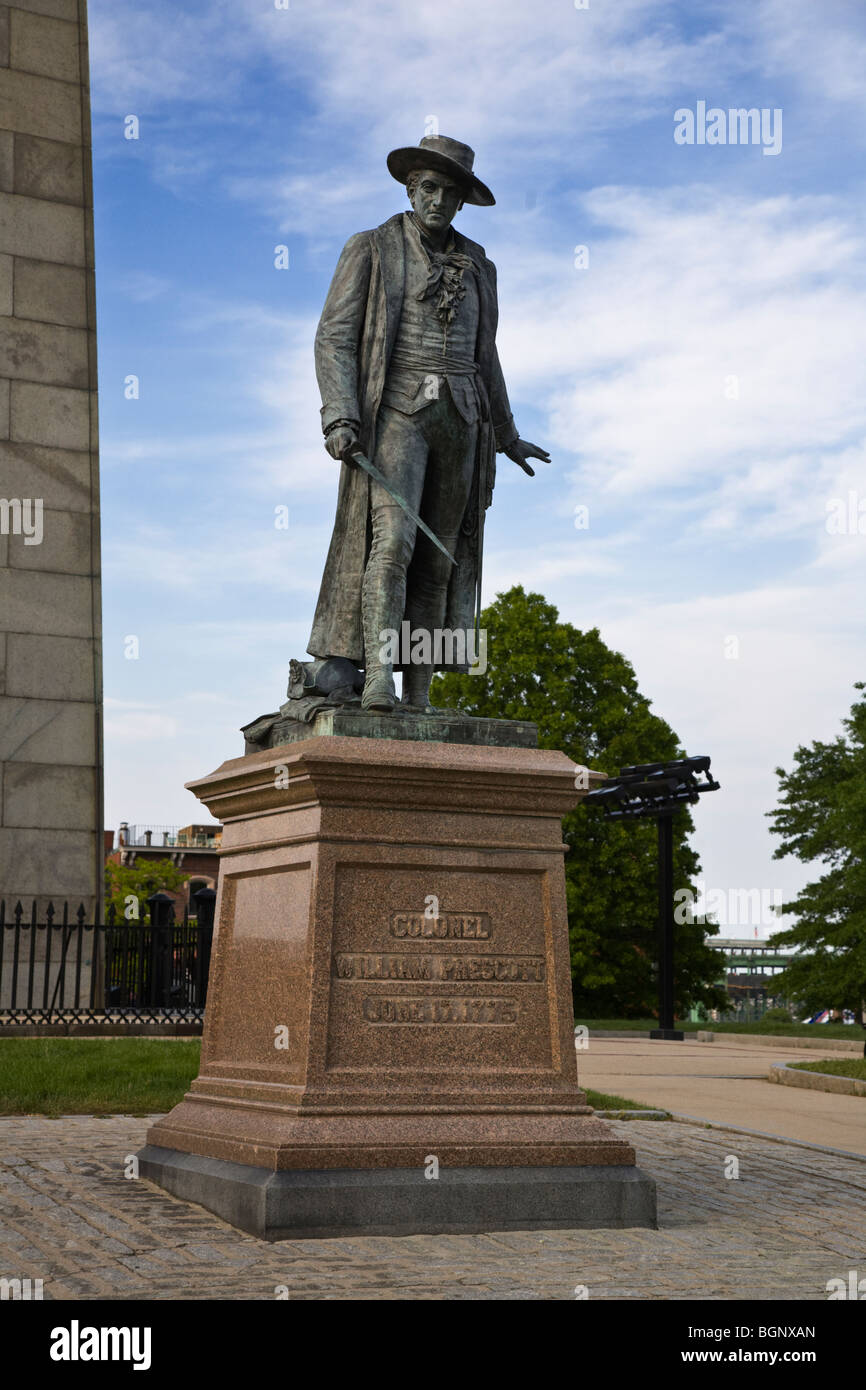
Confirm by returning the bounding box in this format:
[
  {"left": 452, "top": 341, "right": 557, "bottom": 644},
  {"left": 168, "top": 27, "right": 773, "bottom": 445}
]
[{"left": 307, "top": 212, "right": 518, "bottom": 666}]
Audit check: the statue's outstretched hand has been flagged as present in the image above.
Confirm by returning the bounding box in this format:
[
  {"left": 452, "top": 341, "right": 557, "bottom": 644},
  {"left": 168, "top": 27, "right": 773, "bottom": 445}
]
[
  {"left": 503, "top": 438, "right": 551, "bottom": 477},
  {"left": 325, "top": 426, "right": 358, "bottom": 461}
]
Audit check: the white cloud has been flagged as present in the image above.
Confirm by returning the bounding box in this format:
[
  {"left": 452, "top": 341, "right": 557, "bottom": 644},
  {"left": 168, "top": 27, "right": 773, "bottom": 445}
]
[
  {"left": 495, "top": 188, "right": 866, "bottom": 503},
  {"left": 88, "top": 0, "right": 747, "bottom": 205},
  {"left": 223, "top": 172, "right": 383, "bottom": 238},
  {"left": 741, "top": 0, "right": 866, "bottom": 118},
  {"left": 88, "top": 0, "right": 257, "bottom": 110},
  {"left": 572, "top": 567, "right": 864, "bottom": 918},
  {"left": 104, "top": 700, "right": 179, "bottom": 743},
  {"left": 103, "top": 523, "right": 327, "bottom": 596}
]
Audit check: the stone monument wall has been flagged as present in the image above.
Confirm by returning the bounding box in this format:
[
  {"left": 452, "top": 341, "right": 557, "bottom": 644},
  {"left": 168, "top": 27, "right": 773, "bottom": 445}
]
[{"left": 0, "top": 0, "right": 102, "bottom": 918}]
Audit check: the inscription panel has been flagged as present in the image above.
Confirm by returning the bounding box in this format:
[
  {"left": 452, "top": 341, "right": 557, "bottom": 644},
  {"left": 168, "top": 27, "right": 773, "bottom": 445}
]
[
  {"left": 334, "top": 952, "right": 545, "bottom": 983},
  {"left": 390, "top": 911, "right": 490, "bottom": 939},
  {"left": 326, "top": 864, "right": 554, "bottom": 1072},
  {"left": 363, "top": 996, "right": 518, "bottom": 1024}
]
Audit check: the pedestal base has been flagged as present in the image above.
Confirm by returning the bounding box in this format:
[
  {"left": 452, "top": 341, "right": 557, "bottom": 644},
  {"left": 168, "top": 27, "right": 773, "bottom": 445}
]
[
  {"left": 649, "top": 1029, "right": 685, "bottom": 1040},
  {"left": 140, "top": 735, "right": 657, "bottom": 1234},
  {"left": 138, "top": 1146, "right": 657, "bottom": 1239}
]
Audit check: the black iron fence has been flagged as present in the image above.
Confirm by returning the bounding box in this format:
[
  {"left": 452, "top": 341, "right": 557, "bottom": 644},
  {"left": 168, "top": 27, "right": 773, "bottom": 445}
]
[{"left": 0, "top": 890, "right": 215, "bottom": 1026}]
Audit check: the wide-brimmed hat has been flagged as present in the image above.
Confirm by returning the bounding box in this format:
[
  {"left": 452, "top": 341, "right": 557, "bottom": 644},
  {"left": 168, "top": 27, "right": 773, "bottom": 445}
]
[{"left": 387, "top": 135, "right": 495, "bottom": 207}]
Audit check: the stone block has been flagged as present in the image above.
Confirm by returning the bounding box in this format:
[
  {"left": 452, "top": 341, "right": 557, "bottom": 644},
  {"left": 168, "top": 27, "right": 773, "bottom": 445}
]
[
  {"left": 0, "top": 9, "right": 8, "bottom": 69},
  {"left": 0, "top": 376, "right": 9, "bottom": 436},
  {"left": 13, "top": 132, "right": 82, "bottom": 204},
  {"left": 138, "top": 1151, "right": 657, "bottom": 1239},
  {"left": 0, "top": 252, "right": 11, "bottom": 313},
  {"left": 10, "top": 380, "right": 89, "bottom": 448},
  {"left": 0, "top": 826, "right": 97, "bottom": 901},
  {"left": 0, "top": 66, "right": 80, "bottom": 143},
  {"left": 0, "top": 440, "right": 92, "bottom": 508},
  {"left": 3, "top": 759, "right": 97, "bottom": 829},
  {"left": 0, "top": 313, "right": 88, "bottom": 386},
  {"left": 7, "top": 505, "right": 94, "bottom": 574},
  {"left": 0, "top": 128, "right": 12, "bottom": 190},
  {"left": 0, "top": 568, "right": 95, "bottom": 636},
  {"left": 7, "top": 0, "right": 78, "bottom": 18},
  {"left": 0, "top": 190, "right": 84, "bottom": 263},
  {"left": 0, "top": 693, "right": 96, "bottom": 763},
  {"left": 9, "top": 9, "right": 80, "bottom": 84},
  {"left": 4, "top": 631, "right": 96, "bottom": 700},
  {"left": 13, "top": 256, "right": 86, "bottom": 326}
]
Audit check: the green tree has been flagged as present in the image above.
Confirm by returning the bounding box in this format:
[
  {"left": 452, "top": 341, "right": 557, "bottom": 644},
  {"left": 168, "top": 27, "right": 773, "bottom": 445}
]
[
  {"left": 767, "top": 683, "right": 866, "bottom": 1020},
  {"left": 105, "top": 858, "right": 190, "bottom": 923},
  {"left": 431, "top": 586, "right": 728, "bottom": 1018}
]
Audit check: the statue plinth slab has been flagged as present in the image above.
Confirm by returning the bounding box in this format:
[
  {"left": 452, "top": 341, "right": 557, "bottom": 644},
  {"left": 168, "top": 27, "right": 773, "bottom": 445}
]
[
  {"left": 242, "top": 704, "right": 539, "bottom": 752},
  {"left": 140, "top": 734, "right": 656, "bottom": 1236}
]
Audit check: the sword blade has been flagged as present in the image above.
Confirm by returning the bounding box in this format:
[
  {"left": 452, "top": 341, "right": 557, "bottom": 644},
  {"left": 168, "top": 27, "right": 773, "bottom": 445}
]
[{"left": 343, "top": 446, "right": 456, "bottom": 567}]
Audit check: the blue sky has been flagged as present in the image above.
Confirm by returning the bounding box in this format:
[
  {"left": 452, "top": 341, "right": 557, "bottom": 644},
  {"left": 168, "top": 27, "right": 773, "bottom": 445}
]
[{"left": 91, "top": 0, "right": 866, "bottom": 935}]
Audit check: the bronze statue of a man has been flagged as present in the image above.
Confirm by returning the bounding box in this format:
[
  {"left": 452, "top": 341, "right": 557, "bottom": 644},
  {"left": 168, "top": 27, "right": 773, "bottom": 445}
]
[{"left": 307, "top": 134, "right": 549, "bottom": 713}]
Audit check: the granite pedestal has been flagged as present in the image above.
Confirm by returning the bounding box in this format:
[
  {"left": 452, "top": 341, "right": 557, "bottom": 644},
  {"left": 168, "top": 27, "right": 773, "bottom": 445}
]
[{"left": 140, "top": 732, "right": 657, "bottom": 1237}]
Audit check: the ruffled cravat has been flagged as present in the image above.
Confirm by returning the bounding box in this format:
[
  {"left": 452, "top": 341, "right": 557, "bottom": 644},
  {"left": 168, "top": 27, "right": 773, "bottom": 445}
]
[
  {"left": 410, "top": 214, "right": 474, "bottom": 327},
  {"left": 420, "top": 248, "right": 475, "bottom": 326}
]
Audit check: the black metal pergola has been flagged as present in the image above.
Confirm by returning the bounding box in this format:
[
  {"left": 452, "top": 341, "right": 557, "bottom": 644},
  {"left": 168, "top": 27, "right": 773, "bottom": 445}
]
[{"left": 584, "top": 755, "right": 720, "bottom": 1040}]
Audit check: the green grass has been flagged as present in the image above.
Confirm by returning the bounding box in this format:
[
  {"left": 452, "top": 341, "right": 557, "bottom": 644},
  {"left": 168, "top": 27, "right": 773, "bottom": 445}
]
[
  {"left": 0, "top": 1038, "right": 661, "bottom": 1118},
  {"left": 789, "top": 1057, "right": 866, "bottom": 1081},
  {"left": 583, "top": 1089, "right": 666, "bottom": 1113},
  {"left": 574, "top": 1017, "right": 864, "bottom": 1040},
  {"left": 0, "top": 1038, "right": 201, "bottom": 1116},
  {"left": 575, "top": 1017, "right": 689, "bottom": 1031}
]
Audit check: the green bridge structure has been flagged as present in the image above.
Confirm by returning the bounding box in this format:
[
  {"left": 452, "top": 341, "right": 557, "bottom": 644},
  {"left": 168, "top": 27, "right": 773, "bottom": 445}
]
[
  {"left": 691, "top": 937, "right": 797, "bottom": 1021},
  {"left": 713, "top": 937, "right": 795, "bottom": 974}
]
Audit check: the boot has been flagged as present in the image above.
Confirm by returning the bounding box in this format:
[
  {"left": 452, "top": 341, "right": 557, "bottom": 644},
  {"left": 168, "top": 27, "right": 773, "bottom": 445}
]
[
  {"left": 402, "top": 661, "right": 434, "bottom": 711},
  {"left": 361, "top": 559, "right": 406, "bottom": 713},
  {"left": 401, "top": 578, "right": 448, "bottom": 712},
  {"left": 362, "top": 666, "right": 397, "bottom": 712}
]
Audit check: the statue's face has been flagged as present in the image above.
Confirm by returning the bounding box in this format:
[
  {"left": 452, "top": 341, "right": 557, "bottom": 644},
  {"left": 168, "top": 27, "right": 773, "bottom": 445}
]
[{"left": 409, "top": 168, "right": 464, "bottom": 235}]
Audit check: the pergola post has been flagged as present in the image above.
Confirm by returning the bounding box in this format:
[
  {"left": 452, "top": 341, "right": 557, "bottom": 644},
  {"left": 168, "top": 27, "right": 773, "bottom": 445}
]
[{"left": 584, "top": 756, "right": 720, "bottom": 1042}]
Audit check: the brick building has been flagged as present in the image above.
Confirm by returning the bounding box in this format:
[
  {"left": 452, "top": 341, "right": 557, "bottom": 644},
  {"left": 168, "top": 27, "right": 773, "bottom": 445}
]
[{"left": 105, "top": 823, "right": 221, "bottom": 916}]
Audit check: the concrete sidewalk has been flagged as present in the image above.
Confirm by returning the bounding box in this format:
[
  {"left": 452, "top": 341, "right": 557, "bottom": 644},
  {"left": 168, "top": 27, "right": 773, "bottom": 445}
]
[{"left": 578, "top": 1036, "right": 866, "bottom": 1154}]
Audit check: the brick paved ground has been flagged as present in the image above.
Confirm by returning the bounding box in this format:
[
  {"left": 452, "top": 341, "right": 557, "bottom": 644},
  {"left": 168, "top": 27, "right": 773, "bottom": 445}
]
[{"left": 1, "top": 1115, "right": 864, "bottom": 1300}]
